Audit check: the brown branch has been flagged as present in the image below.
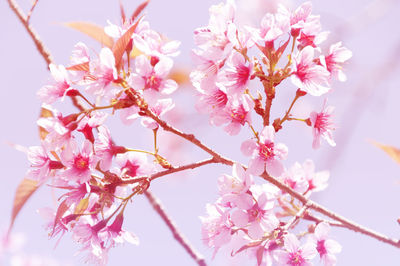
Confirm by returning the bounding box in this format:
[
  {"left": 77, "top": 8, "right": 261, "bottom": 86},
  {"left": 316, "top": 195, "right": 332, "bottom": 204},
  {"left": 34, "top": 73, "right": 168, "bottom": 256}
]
[
  {"left": 303, "top": 212, "right": 347, "bottom": 228},
  {"left": 261, "top": 173, "right": 400, "bottom": 248},
  {"left": 119, "top": 158, "right": 218, "bottom": 185},
  {"left": 26, "top": 0, "right": 39, "bottom": 23},
  {"left": 7, "top": 0, "right": 53, "bottom": 67},
  {"left": 7, "top": 0, "right": 86, "bottom": 112},
  {"left": 143, "top": 108, "right": 235, "bottom": 167},
  {"left": 144, "top": 190, "right": 207, "bottom": 266}
]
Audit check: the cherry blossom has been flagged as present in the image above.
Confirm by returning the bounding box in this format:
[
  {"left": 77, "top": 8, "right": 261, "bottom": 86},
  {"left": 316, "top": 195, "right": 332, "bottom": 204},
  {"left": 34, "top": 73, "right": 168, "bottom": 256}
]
[
  {"left": 310, "top": 222, "right": 342, "bottom": 266},
  {"left": 291, "top": 46, "right": 330, "bottom": 96},
  {"left": 241, "top": 125, "right": 288, "bottom": 177},
  {"left": 274, "top": 233, "right": 317, "bottom": 266},
  {"left": 310, "top": 100, "right": 336, "bottom": 149},
  {"left": 37, "top": 64, "right": 73, "bottom": 104},
  {"left": 321, "top": 42, "right": 353, "bottom": 82}
]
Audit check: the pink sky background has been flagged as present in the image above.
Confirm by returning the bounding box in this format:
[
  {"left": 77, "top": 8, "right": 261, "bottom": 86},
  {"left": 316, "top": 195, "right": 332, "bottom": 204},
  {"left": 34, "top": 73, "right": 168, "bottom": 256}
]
[{"left": 1, "top": 0, "right": 400, "bottom": 265}]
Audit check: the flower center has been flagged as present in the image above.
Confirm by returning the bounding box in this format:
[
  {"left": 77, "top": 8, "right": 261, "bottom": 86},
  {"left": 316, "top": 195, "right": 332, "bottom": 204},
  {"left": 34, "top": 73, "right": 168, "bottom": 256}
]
[
  {"left": 288, "top": 251, "right": 305, "bottom": 265},
  {"left": 317, "top": 239, "right": 327, "bottom": 256},
  {"left": 258, "top": 142, "right": 275, "bottom": 161},
  {"left": 74, "top": 155, "right": 88, "bottom": 170}
]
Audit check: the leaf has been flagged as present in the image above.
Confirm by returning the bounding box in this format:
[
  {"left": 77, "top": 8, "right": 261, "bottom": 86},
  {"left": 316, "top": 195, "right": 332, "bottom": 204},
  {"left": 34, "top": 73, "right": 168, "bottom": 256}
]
[
  {"left": 74, "top": 198, "right": 89, "bottom": 215},
  {"left": 371, "top": 140, "right": 400, "bottom": 164},
  {"left": 9, "top": 178, "right": 39, "bottom": 232},
  {"left": 39, "top": 106, "right": 53, "bottom": 140},
  {"left": 131, "top": 0, "right": 150, "bottom": 22},
  {"left": 51, "top": 199, "right": 69, "bottom": 236},
  {"left": 112, "top": 18, "right": 142, "bottom": 71},
  {"left": 66, "top": 61, "right": 89, "bottom": 72},
  {"left": 64, "top": 22, "right": 114, "bottom": 48},
  {"left": 119, "top": 1, "right": 126, "bottom": 23}
]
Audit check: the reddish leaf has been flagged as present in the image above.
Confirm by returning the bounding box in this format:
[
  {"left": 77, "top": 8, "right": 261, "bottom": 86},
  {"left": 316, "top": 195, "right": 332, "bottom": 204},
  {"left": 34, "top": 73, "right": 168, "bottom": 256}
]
[
  {"left": 131, "top": 0, "right": 150, "bottom": 22},
  {"left": 66, "top": 61, "right": 89, "bottom": 72},
  {"left": 39, "top": 106, "right": 53, "bottom": 140},
  {"left": 9, "top": 178, "right": 39, "bottom": 231},
  {"left": 120, "top": 1, "right": 126, "bottom": 23},
  {"left": 51, "top": 199, "right": 69, "bottom": 236},
  {"left": 112, "top": 18, "right": 142, "bottom": 71},
  {"left": 64, "top": 22, "right": 114, "bottom": 48},
  {"left": 371, "top": 140, "right": 400, "bottom": 165}
]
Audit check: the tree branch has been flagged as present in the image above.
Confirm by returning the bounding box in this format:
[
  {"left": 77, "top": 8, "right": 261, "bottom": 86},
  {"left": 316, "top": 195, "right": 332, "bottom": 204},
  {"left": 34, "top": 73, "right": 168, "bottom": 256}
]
[
  {"left": 144, "top": 190, "right": 207, "bottom": 266},
  {"left": 6, "top": 0, "right": 53, "bottom": 67}
]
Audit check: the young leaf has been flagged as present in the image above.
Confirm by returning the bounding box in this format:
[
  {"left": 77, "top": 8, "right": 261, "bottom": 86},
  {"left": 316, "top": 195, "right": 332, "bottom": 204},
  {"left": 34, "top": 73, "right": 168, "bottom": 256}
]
[
  {"left": 112, "top": 18, "right": 142, "bottom": 71},
  {"left": 66, "top": 61, "right": 90, "bottom": 72},
  {"left": 371, "top": 140, "right": 400, "bottom": 165},
  {"left": 131, "top": 0, "right": 150, "bottom": 22},
  {"left": 74, "top": 198, "right": 89, "bottom": 215},
  {"left": 51, "top": 199, "right": 69, "bottom": 236},
  {"left": 9, "top": 178, "right": 39, "bottom": 232},
  {"left": 64, "top": 22, "right": 114, "bottom": 48},
  {"left": 39, "top": 106, "right": 53, "bottom": 140}
]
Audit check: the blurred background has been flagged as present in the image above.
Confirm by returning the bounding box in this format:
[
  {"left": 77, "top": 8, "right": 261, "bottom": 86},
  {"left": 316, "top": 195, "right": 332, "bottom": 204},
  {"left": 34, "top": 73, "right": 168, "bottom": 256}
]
[{"left": 1, "top": 0, "right": 400, "bottom": 265}]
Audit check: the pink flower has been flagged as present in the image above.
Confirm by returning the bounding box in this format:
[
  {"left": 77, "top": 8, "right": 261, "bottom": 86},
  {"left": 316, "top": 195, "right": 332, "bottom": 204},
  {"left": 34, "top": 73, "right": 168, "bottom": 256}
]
[
  {"left": 133, "top": 29, "right": 181, "bottom": 57},
  {"left": 25, "top": 145, "right": 63, "bottom": 184},
  {"left": 218, "top": 163, "right": 253, "bottom": 196},
  {"left": 241, "top": 126, "right": 288, "bottom": 177},
  {"left": 60, "top": 140, "right": 97, "bottom": 184},
  {"left": 86, "top": 48, "right": 118, "bottom": 99},
  {"left": 78, "top": 111, "right": 108, "bottom": 143},
  {"left": 310, "top": 100, "right": 335, "bottom": 149},
  {"left": 195, "top": 85, "right": 228, "bottom": 125},
  {"left": 274, "top": 234, "right": 317, "bottom": 266},
  {"left": 94, "top": 126, "right": 126, "bottom": 171},
  {"left": 115, "top": 152, "right": 153, "bottom": 178},
  {"left": 200, "top": 204, "right": 232, "bottom": 256},
  {"left": 230, "top": 184, "right": 279, "bottom": 239},
  {"left": 247, "top": 12, "right": 289, "bottom": 44},
  {"left": 291, "top": 46, "right": 330, "bottom": 96},
  {"left": 129, "top": 55, "right": 177, "bottom": 102},
  {"left": 310, "top": 222, "right": 342, "bottom": 266},
  {"left": 104, "top": 213, "right": 139, "bottom": 247},
  {"left": 37, "top": 64, "right": 73, "bottom": 104},
  {"left": 302, "top": 159, "right": 329, "bottom": 192},
  {"left": 141, "top": 98, "right": 175, "bottom": 130},
  {"left": 280, "top": 162, "right": 309, "bottom": 194},
  {"left": 221, "top": 52, "right": 253, "bottom": 95},
  {"left": 222, "top": 94, "right": 254, "bottom": 135},
  {"left": 321, "top": 42, "right": 352, "bottom": 82}
]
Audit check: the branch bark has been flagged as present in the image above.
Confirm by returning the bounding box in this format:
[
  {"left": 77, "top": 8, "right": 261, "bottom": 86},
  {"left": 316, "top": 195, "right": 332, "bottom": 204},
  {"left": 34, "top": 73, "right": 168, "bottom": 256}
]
[{"left": 144, "top": 190, "right": 207, "bottom": 266}]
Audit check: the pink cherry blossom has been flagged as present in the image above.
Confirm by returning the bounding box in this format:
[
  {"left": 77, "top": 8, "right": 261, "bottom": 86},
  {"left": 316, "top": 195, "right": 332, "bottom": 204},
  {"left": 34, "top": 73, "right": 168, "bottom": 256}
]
[
  {"left": 310, "top": 100, "right": 336, "bottom": 149},
  {"left": 141, "top": 98, "right": 175, "bottom": 130},
  {"left": 310, "top": 222, "right": 342, "bottom": 266},
  {"left": 302, "top": 159, "right": 329, "bottom": 192},
  {"left": 221, "top": 52, "right": 253, "bottom": 95},
  {"left": 115, "top": 152, "right": 153, "bottom": 178},
  {"left": 280, "top": 162, "right": 309, "bottom": 194},
  {"left": 291, "top": 46, "right": 330, "bottom": 96},
  {"left": 60, "top": 140, "right": 97, "bottom": 184},
  {"left": 231, "top": 184, "right": 279, "bottom": 239},
  {"left": 321, "top": 42, "right": 352, "bottom": 82},
  {"left": 133, "top": 29, "right": 181, "bottom": 57},
  {"left": 218, "top": 163, "right": 253, "bottom": 196},
  {"left": 25, "top": 145, "right": 63, "bottom": 184},
  {"left": 274, "top": 233, "right": 317, "bottom": 266},
  {"left": 37, "top": 64, "right": 73, "bottom": 104},
  {"left": 129, "top": 55, "right": 177, "bottom": 102},
  {"left": 222, "top": 94, "right": 254, "bottom": 135},
  {"left": 94, "top": 126, "right": 126, "bottom": 171},
  {"left": 86, "top": 47, "right": 118, "bottom": 99},
  {"left": 200, "top": 204, "right": 233, "bottom": 256},
  {"left": 241, "top": 126, "right": 288, "bottom": 177},
  {"left": 77, "top": 111, "right": 108, "bottom": 143},
  {"left": 104, "top": 213, "right": 139, "bottom": 248}
]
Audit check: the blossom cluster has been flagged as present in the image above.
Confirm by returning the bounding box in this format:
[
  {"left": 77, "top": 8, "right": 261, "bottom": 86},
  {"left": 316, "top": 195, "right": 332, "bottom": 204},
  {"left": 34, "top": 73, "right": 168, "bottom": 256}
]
[
  {"left": 18, "top": 0, "right": 352, "bottom": 265},
  {"left": 195, "top": 1, "right": 351, "bottom": 265},
  {"left": 25, "top": 8, "right": 182, "bottom": 265}
]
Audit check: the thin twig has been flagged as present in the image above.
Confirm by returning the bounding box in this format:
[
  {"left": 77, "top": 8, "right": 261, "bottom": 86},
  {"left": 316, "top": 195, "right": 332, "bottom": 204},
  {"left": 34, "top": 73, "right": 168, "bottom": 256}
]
[
  {"left": 261, "top": 173, "right": 400, "bottom": 248},
  {"left": 303, "top": 212, "right": 346, "bottom": 228},
  {"left": 7, "top": 0, "right": 52, "bottom": 67},
  {"left": 26, "top": 0, "right": 39, "bottom": 23},
  {"left": 119, "top": 158, "right": 218, "bottom": 185},
  {"left": 283, "top": 204, "right": 310, "bottom": 231},
  {"left": 144, "top": 190, "right": 207, "bottom": 266}
]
